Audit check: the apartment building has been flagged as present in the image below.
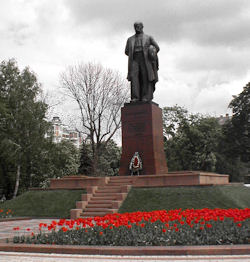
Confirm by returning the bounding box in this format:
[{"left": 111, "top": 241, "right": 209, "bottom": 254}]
[{"left": 51, "top": 116, "right": 83, "bottom": 149}]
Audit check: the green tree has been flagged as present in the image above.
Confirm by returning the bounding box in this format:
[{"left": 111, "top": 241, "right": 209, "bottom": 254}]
[
  {"left": 228, "top": 83, "right": 250, "bottom": 163},
  {"left": 78, "top": 139, "right": 121, "bottom": 177},
  {"left": 215, "top": 83, "right": 250, "bottom": 181},
  {"left": 163, "top": 106, "right": 222, "bottom": 172},
  {"left": 38, "top": 140, "right": 80, "bottom": 188},
  {"left": 0, "top": 59, "right": 49, "bottom": 198},
  {"left": 78, "top": 142, "right": 92, "bottom": 176}
]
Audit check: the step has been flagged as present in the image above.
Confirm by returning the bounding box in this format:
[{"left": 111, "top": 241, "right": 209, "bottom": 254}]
[
  {"left": 97, "top": 186, "right": 121, "bottom": 190},
  {"left": 81, "top": 210, "right": 115, "bottom": 217},
  {"left": 84, "top": 208, "right": 111, "bottom": 212},
  {"left": 86, "top": 203, "right": 113, "bottom": 208},
  {"left": 96, "top": 188, "right": 121, "bottom": 193},
  {"left": 88, "top": 200, "right": 113, "bottom": 205},
  {"left": 91, "top": 196, "right": 117, "bottom": 201},
  {"left": 94, "top": 192, "right": 121, "bottom": 197}
]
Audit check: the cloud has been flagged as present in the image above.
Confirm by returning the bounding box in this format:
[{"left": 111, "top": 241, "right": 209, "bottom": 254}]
[
  {"left": 64, "top": 0, "right": 250, "bottom": 46},
  {"left": 0, "top": 0, "right": 249, "bottom": 119}
]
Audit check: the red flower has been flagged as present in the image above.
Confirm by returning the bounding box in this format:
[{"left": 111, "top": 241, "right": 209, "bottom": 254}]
[
  {"left": 237, "top": 223, "right": 242, "bottom": 227},
  {"left": 62, "top": 227, "right": 68, "bottom": 232},
  {"left": 200, "top": 226, "right": 204, "bottom": 230},
  {"left": 99, "top": 231, "right": 103, "bottom": 235},
  {"left": 140, "top": 223, "right": 145, "bottom": 228},
  {"left": 206, "top": 224, "right": 212, "bottom": 228},
  {"left": 26, "top": 228, "right": 31, "bottom": 231},
  {"left": 162, "top": 228, "right": 166, "bottom": 233},
  {"left": 13, "top": 227, "right": 20, "bottom": 231},
  {"left": 175, "top": 227, "right": 179, "bottom": 232}
]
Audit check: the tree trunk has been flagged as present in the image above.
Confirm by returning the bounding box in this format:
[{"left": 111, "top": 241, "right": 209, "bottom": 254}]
[{"left": 13, "top": 164, "right": 21, "bottom": 199}]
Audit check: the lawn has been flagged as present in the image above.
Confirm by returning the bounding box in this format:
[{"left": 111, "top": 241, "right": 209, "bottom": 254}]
[
  {"left": 119, "top": 185, "right": 250, "bottom": 213},
  {"left": 0, "top": 189, "right": 86, "bottom": 218}
]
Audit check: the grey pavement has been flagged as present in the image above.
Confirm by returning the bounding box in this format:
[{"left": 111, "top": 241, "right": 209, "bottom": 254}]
[
  {"left": 1, "top": 219, "right": 250, "bottom": 261},
  {"left": 0, "top": 219, "right": 59, "bottom": 240},
  {"left": 0, "top": 252, "right": 250, "bottom": 262}
]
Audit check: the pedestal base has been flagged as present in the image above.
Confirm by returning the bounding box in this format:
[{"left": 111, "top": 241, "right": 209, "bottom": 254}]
[{"left": 119, "top": 102, "right": 168, "bottom": 176}]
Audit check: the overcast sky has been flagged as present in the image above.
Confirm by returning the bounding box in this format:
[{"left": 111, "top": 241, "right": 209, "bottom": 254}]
[{"left": 1, "top": 0, "right": 250, "bottom": 118}]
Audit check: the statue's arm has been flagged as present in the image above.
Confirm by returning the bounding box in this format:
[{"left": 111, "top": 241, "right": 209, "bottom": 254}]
[
  {"left": 125, "top": 39, "right": 129, "bottom": 56},
  {"left": 150, "top": 37, "right": 160, "bottom": 52}
]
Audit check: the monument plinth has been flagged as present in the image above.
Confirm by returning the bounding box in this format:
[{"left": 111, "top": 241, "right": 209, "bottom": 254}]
[{"left": 119, "top": 102, "right": 168, "bottom": 176}]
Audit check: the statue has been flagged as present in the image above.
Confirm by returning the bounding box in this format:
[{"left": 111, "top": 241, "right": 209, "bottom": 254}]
[{"left": 125, "top": 22, "right": 160, "bottom": 102}]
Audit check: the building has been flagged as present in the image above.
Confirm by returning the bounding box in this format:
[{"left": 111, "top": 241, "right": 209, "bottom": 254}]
[
  {"left": 50, "top": 116, "right": 83, "bottom": 149},
  {"left": 217, "top": 114, "right": 231, "bottom": 125}
]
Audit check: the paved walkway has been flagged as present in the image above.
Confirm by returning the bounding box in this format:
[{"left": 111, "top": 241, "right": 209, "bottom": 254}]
[
  {"left": 0, "top": 252, "right": 250, "bottom": 262},
  {"left": 0, "top": 219, "right": 58, "bottom": 240},
  {"left": 1, "top": 219, "right": 250, "bottom": 261}
]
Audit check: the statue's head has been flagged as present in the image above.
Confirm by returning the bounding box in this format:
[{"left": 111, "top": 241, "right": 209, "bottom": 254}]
[{"left": 134, "top": 21, "right": 144, "bottom": 34}]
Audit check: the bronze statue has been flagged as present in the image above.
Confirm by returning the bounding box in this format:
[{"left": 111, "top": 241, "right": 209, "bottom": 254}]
[{"left": 125, "top": 22, "right": 160, "bottom": 102}]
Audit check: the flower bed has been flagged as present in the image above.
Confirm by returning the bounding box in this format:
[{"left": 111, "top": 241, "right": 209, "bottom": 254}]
[
  {"left": 12, "top": 208, "right": 250, "bottom": 246},
  {"left": 0, "top": 208, "right": 13, "bottom": 219}
]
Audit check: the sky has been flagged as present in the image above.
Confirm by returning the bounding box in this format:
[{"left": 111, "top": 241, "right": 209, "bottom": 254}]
[{"left": 1, "top": 0, "right": 250, "bottom": 119}]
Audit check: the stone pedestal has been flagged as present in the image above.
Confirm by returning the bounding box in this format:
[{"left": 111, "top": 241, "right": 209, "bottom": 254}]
[{"left": 119, "top": 102, "right": 168, "bottom": 176}]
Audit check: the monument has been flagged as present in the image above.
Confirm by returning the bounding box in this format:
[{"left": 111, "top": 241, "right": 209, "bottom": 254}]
[{"left": 119, "top": 22, "right": 168, "bottom": 176}]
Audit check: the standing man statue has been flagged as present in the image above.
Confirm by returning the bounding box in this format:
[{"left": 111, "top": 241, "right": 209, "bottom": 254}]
[{"left": 125, "top": 22, "right": 160, "bottom": 102}]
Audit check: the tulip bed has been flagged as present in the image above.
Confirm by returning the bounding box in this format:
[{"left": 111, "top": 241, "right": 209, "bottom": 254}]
[
  {"left": 0, "top": 208, "right": 13, "bottom": 219},
  {"left": 13, "top": 208, "right": 250, "bottom": 246}
]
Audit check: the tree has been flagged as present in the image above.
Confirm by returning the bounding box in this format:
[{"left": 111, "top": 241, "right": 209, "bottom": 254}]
[
  {"left": 78, "top": 142, "right": 92, "bottom": 176},
  {"left": 60, "top": 62, "right": 128, "bottom": 176},
  {"left": 0, "top": 59, "right": 50, "bottom": 198},
  {"left": 78, "top": 139, "right": 121, "bottom": 177},
  {"left": 163, "top": 106, "right": 222, "bottom": 172},
  {"left": 215, "top": 83, "right": 250, "bottom": 181},
  {"left": 38, "top": 140, "right": 80, "bottom": 188},
  {"left": 228, "top": 83, "right": 250, "bottom": 163}
]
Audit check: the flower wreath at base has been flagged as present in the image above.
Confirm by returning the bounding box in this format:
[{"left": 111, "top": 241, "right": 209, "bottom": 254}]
[{"left": 129, "top": 152, "right": 142, "bottom": 176}]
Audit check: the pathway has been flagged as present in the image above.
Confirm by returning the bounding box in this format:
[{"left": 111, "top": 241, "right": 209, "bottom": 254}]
[{"left": 0, "top": 252, "right": 250, "bottom": 262}]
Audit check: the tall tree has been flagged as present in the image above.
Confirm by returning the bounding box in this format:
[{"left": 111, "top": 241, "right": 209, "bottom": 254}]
[
  {"left": 0, "top": 59, "right": 49, "bottom": 198},
  {"left": 163, "top": 106, "right": 222, "bottom": 172},
  {"left": 60, "top": 62, "right": 128, "bottom": 176},
  {"left": 228, "top": 83, "right": 250, "bottom": 163}
]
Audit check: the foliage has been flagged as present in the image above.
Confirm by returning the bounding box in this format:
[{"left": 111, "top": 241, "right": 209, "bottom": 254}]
[
  {"left": 119, "top": 186, "right": 250, "bottom": 213},
  {"left": 78, "top": 140, "right": 121, "bottom": 177},
  {"left": 12, "top": 208, "right": 250, "bottom": 246},
  {"left": 78, "top": 142, "right": 93, "bottom": 176},
  {"left": 228, "top": 82, "right": 250, "bottom": 163},
  {"left": 0, "top": 59, "right": 82, "bottom": 198},
  {"left": 163, "top": 106, "right": 222, "bottom": 172},
  {"left": 163, "top": 91, "right": 249, "bottom": 181},
  {"left": 39, "top": 140, "right": 80, "bottom": 187},
  {"left": 0, "top": 59, "right": 50, "bottom": 198},
  {"left": 0, "top": 190, "right": 85, "bottom": 218},
  {"left": 60, "top": 62, "right": 128, "bottom": 176}
]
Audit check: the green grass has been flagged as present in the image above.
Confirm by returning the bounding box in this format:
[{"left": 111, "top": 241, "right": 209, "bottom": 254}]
[
  {"left": 119, "top": 185, "right": 250, "bottom": 213},
  {"left": 0, "top": 190, "right": 86, "bottom": 218}
]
